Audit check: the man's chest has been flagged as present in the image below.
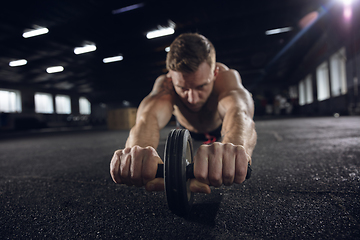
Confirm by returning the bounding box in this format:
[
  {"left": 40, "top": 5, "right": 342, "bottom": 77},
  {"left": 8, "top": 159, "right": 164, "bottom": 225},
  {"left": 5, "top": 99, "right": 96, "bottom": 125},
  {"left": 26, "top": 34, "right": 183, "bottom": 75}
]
[{"left": 172, "top": 97, "right": 223, "bottom": 133}]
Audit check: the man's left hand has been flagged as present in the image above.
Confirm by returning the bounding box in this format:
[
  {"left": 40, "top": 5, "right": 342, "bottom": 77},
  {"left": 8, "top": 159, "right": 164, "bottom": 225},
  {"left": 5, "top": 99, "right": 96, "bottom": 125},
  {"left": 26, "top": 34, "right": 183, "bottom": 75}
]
[{"left": 190, "top": 142, "right": 251, "bottom": 193}]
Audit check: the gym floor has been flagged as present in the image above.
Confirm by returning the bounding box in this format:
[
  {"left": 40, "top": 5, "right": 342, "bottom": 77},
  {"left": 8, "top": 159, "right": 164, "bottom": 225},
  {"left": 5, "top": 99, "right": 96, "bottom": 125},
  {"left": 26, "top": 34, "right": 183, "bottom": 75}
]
[{"left": 0, "top": 116, "right": 359, "bottom": 239}]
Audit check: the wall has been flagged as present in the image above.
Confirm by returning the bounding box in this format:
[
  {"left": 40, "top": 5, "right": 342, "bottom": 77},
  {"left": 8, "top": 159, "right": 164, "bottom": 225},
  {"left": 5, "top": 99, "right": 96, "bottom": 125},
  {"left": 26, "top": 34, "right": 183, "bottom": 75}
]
[
  {"left": 285, "top": 4, "right": 360, "bottom": 117},
  {"left": 0, "top": 84, "right": 96, "bottom": 131}
]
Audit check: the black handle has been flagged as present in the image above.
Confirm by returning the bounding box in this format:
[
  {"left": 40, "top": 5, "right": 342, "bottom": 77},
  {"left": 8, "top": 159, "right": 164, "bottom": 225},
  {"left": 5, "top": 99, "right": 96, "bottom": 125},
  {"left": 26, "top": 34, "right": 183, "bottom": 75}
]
[
  {"left": 156, "top": 164, "right": 164, "bottom": 178},
  {"left": 155, "top": 163, "right": 252, "bottom": 179}
]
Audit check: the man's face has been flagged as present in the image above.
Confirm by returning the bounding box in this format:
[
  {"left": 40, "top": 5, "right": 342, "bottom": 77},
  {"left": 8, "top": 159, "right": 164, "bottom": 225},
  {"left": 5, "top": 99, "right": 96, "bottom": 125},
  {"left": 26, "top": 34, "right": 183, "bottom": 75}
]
[{"left": 169, "top": 62, "right": 218, "bottom": 112}]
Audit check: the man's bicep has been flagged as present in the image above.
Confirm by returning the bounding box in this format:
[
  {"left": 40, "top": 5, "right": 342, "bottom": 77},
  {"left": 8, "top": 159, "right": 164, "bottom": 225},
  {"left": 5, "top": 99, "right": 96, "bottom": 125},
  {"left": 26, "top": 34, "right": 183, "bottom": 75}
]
[
  {"left": 154, "top": 97, "right": 174, "bottom": 128},
  {"left": 219, "top": 88, "right": 254, "bottom": 118},
  {"left": 136, "top": 95, "right": 173, "bottom": 129},
  {"left": 136, "top": 75, "right": 174, "bottom": 128}
]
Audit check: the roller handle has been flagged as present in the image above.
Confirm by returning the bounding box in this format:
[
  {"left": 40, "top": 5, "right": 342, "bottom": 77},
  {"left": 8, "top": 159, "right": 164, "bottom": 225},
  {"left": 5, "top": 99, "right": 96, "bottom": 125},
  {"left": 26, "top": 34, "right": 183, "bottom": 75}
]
[{"left": 155, "top": 163, "right": 252, "bottom": 179}]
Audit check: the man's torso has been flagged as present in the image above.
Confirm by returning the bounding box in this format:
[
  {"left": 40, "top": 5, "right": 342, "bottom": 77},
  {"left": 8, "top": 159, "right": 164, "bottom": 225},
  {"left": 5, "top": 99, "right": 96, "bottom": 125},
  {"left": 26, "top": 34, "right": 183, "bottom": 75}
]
[{"left": 167, "top": 62, "right": 233, "bottom": 134}]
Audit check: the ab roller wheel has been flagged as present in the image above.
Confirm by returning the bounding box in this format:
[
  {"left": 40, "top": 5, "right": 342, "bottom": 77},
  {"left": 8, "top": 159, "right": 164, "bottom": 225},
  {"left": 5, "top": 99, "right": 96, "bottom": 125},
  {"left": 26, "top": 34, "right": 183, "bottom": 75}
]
[
  {"left": 155, "top": 129, "right": 194, "bottom": 217},
  {"left": 156, "top": 129, "right": 252, "bottom": 217},
  {"left": 164, "top": 129, "right": 194, "bottom": 217}
]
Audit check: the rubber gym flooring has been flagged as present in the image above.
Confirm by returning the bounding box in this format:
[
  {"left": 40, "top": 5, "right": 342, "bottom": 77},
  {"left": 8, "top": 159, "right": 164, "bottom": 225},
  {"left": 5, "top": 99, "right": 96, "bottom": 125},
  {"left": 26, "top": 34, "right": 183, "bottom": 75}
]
[{"left": 0, "top": 116, "right": 359, "bottom": 239}]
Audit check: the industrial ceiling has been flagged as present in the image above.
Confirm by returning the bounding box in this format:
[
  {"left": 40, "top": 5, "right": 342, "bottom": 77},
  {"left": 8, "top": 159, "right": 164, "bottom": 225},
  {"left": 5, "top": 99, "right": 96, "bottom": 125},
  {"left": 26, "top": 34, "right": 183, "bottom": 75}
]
[{"left": 0, "top": 0, "right": 355, "bottom": 105}]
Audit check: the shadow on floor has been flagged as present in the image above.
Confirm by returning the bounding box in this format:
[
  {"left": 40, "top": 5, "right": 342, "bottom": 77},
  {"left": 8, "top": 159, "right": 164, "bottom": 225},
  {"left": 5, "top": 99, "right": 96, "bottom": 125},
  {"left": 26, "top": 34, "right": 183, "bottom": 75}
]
[{"left": 185, "top": 193, "right": 223, "bottom": 226}]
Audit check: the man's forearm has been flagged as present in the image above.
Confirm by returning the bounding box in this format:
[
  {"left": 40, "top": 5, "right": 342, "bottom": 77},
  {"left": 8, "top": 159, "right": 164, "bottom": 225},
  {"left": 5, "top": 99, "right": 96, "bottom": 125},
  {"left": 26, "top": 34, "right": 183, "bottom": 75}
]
[
  {"left": 221, "top": 107, "right": 257, "bottom": 156},
  {"left": 125, "top": 116, "right": 161, "bottom": 149}
]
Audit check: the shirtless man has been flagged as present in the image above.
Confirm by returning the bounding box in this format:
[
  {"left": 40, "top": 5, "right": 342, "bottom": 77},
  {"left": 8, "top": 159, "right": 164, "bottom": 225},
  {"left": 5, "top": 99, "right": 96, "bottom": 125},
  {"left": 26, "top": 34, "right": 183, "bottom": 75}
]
[{"left": 110, "top": 33, "right": 257, "bottom": 194}]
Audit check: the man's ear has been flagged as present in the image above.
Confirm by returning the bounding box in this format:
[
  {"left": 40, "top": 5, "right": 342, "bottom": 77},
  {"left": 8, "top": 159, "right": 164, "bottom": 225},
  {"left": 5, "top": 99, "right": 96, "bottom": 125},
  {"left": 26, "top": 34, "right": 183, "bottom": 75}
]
[{"left": 213, "top": 66, "right": 219, "bottom": 77}]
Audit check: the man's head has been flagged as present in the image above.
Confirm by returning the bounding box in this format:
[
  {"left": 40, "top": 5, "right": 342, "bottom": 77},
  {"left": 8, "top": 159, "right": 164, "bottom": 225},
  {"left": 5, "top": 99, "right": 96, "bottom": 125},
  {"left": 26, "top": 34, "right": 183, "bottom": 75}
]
[
  {"left": 166, "top": 33, "right": 216, "bottom": 73},
  {"left": 166, "top": 33, "right": 218, "bottom": 112}
]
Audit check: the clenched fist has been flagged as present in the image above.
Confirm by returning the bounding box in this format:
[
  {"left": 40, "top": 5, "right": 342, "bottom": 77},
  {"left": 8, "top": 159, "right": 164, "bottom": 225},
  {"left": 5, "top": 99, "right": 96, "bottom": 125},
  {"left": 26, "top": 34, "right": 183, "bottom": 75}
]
[
  {"left": 190, "top": 142, "right": 251, "bottom": 194},
  {"left": 110, "top": 146, "right": 164, "bottom": 191}
]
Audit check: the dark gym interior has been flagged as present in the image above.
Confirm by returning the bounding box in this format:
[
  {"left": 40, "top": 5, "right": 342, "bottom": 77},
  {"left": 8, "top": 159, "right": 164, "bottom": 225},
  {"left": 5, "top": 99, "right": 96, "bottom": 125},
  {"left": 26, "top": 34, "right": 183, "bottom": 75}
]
[{"left": 1, "top": 0, "right": 360, "bottom": 239}]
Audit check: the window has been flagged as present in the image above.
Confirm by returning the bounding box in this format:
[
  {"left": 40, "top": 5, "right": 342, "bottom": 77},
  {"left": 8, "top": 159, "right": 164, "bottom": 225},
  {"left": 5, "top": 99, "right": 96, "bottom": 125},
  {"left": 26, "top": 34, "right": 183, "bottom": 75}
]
[
  {"left": 316, "top": 62, "right": 330, "bottom": 101},
  {"left": 35, "top": 93, "right": 54, "bottom": 113},
  {"left": 79, "top": 97, "right": 91, "bottom": 115},
  {"left": 298, "top": 80, "right": 306, "bottom": 106},
  {"left": 330, "top": 47, "right": 347, "bottom": 96},
  {"left": 0, "top": 89, "right": 22, "bottom": 113},
  {"left": 305, "top": 75, "right": 313, "bottom": 104},
  {"left": 55, "top": 95, "right": 71, "bottom": 114},
  {"left": 299, "top": 75, "right": 314, "bottom": 106}
]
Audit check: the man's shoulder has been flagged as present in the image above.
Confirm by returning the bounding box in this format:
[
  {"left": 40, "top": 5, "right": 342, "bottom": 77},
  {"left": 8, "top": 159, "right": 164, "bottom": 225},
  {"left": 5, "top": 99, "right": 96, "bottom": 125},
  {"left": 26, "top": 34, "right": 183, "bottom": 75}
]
[
  {"left": 139, "top": 74, "right": 174, "bottom": 112},
  {"left": 153, "top": 74, "right": 169, "bottom": 86},
  {"left": 214, "top": 63, "right": 243, "bottom": 91},
  {"left": 150, "top": 74, "right": 175, "bottom": 98},
  {"left": 216, "top": 62, "right": 230, "bottom": 72}
]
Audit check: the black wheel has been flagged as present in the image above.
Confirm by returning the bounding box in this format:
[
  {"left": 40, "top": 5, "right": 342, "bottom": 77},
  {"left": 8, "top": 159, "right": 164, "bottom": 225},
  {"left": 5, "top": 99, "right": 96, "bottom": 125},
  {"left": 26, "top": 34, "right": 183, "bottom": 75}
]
[{"left": 164, "top": 129, "right": 194, "bottom": 217}]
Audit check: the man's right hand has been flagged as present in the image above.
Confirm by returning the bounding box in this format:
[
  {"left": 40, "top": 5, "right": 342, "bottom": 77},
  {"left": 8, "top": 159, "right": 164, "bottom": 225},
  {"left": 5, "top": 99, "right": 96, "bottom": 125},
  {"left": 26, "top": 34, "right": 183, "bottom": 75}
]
[{"left": 110, "top": 146, "right": 164, "bottom": 191}]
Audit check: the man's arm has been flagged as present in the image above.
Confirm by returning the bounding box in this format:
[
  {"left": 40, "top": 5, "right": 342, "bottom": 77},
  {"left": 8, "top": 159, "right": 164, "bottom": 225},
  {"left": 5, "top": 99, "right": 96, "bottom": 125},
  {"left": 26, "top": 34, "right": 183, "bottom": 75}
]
[
  {"left": 110, "top": 75, "right": 174, "bottom": 191},
  {"left": 190, "top": 69, "right": 257, "bottom": 193},
  {"left": 126, "top": 75, "right": 174, "bottom": 149},
  {"left": 218, "top": 70, "right": 257, "bottom": 159}
]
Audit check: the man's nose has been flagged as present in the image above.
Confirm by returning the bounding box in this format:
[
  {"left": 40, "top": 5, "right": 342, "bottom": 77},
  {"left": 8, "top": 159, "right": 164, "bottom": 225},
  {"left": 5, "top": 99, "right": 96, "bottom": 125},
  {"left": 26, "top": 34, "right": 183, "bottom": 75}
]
[{"left": 187, "top": 89, "right": 199, "bottom": 104}]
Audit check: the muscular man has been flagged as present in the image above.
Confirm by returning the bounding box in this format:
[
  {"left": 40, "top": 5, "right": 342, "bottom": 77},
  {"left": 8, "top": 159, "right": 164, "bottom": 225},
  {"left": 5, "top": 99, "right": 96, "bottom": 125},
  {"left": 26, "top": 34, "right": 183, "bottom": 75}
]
[{"left": 110, "top": 33, "right": 257, "bottom": 194}]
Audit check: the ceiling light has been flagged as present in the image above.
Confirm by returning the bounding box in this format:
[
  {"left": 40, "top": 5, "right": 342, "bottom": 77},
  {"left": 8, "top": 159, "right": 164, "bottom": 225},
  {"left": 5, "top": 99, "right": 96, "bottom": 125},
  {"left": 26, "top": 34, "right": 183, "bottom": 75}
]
[
  {"left": 9, "top": 59, "right": 27, "bottom": 67},
  {"left": 112, "top": 3, "right": 145, "bottom": 14},
  {"left": 265, "top": 27, "right": 293, "bottom": 35},
  {"left": 103, "top": 55, "right": 123, "bottom": 63},
  {"left": 147, "top": 28, "right": 175, "bottom": 39},
  {"left": 146, "top": 20, "right": 176, "bottom": 39},
  {"left": 23, "top": 27, "right": 49, "bottom": 38},
  {"left": 74, "top": 44, "right": 97, "bottom": 55},
  {"left": 46, "top": 66, "right": 64, "bottom": 74},
  {"left": 165, "top": 47, "right": 170, "bottom": 52}
]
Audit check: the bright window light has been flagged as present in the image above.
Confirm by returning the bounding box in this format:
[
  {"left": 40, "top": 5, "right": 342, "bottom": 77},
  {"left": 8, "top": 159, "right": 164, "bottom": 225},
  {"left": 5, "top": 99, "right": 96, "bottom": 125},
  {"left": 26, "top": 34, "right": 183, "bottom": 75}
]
[
  {"left": 55, "top": 95, "right": 71, "bottom": 114},
  {"left": 305, "top": 75, "right": 313, "bottom": 104},
  {"left": 298, "top": 80, "right": 306, "bottom": 106},
  {"left": 316, "top": 62, "right": 330, "bottom": 101},
  {"left": 23, "top": 27, "right": 49, "bottom": 38},
  {"left": 265, "top": 27, "right": 293, "bottom": 35},
  {"left": 299, "top": 75, "right": 314, "bottom": 106},
  {"left": 79, "top": 97, "right": 91, "bottom": 115},
  {"left": 330, "top": 47, "right": 347, "bottom": 96},
  {"left": 0, "top": 89, "right": 22, "bottom": 113},
  {"left": 74, "top": 44, "right": 97, "bottom": 55},
  {"left": 147, "top": 28, "right": 175, "bottom": 39},
  {"left": 103, "top": 55, "right": 123, "bottom": 63},
  {"left": 35, "top": 93, "right": 54, "bottom": 114},
  {"left": 9, "top": 59, "right": 27, "bottom": 67},
  {"left": 46, "top": 66, "right": 64, "bottom": 74}
]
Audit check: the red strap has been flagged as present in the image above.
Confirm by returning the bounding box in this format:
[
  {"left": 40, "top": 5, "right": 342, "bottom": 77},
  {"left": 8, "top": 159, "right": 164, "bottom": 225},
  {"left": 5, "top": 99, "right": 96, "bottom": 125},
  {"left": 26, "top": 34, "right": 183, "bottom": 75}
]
[{"left": 203, "top": 133, "right": 216, "bottom": 144}]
